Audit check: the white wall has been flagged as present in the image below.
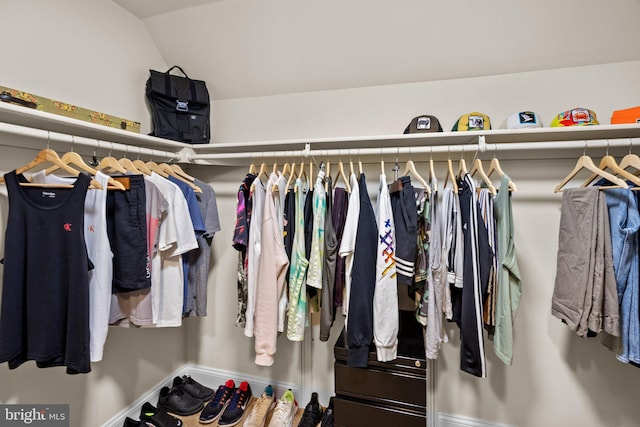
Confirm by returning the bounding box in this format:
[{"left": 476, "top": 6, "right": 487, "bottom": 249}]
[
  {"left": 0, "top": 0, "right": 166, "bottom": 134},
  {"left": 0, "top": 1, "right": 176, "bottom": 427},
  {"left": 194, "top": 61, "right": 640, "bottom": 426}
]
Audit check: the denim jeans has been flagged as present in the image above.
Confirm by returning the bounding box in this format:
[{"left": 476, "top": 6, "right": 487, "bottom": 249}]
[{"left": 604, "top": 188, "right": 640, "bottom": 363}]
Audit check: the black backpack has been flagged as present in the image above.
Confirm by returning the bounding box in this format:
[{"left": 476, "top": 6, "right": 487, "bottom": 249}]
[{"left": 146, "top": 66, "right": 210, "bottom": 144}]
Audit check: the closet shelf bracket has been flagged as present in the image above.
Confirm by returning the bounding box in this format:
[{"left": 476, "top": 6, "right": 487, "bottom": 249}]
[{"left": 478, "top": 135, "right": 487, "bottom": 152}]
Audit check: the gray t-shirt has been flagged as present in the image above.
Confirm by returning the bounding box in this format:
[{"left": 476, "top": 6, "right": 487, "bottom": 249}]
[{"left": 185, "top": 178, "right": 221, "bottom": 316}]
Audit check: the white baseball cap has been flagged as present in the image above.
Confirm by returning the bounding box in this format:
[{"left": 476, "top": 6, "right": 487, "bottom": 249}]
[{"left": 506, "top": 111, "right": 543, "bottom": 129}]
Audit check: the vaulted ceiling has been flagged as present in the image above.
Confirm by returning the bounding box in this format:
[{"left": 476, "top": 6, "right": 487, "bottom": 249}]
[{"left": 114, "top": 0, "right": 640, "bottom": 100}]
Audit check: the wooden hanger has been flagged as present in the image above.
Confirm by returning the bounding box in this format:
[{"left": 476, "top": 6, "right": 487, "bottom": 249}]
[
  {"left": 132, "top": 159, "right": 153, "bottom": 176},
  {"left": 146, "top": 160, "right": 170, "bottom": 178},
  {"left": 45, "top": 151, "right": 126, "bottom": 190},
  {"left": 0, "top": 148, "right": 102, "bottom": 189},
  {"left": 160, "top": 163, "right": 202, "bottom": 193},
  {"left": 332, "top": 161, "right": 351, "bottom": 193},
  {"left": 294, "top": 161, "right": 308, "bottom": 193},
  {"left": 458, "top": 157, "right": 468, "bottom": 177},
  {"left": 470, "top": 158, "right": 497, "bottom": 195},
  {"left": 403, "top": 160, "right": 430, "bottom": 193},
  {"left": 554, "top": 154, "right": 628, "bottom": 193},
  {"left": 98, "top": 156, "right": 128, "bottom": 174},
  {"left": 285, "top": 162, "right": 297, "bottom": 190},
  {"left": 170, "top": 164, "right": 195, "bottom": 182},
  {"left": 118, "top": 157, "right": 142, "bottom": 174},
  {"left": 619, "top": 152, "right": 640, "bottom": 175},
  {"left": 248, "top": 162, "right": 257, "bottom": 175},
  {"left": 428, "top": 158, "right": 438, "bottom": 186},
  {"left": 487, "top": 157, "right": 517, "bottom": 192},
  {"left": 443, "top": 158, "right": 459, "bottom": 194},
  {"left": 281, "top": 162, "right": 291, "bottom": 180},
  {"left": 258, "top": 161, "right": 269, "bottom": 180},
  {"left": 583, "top": 155, "right": 640, "bottom": 187}
]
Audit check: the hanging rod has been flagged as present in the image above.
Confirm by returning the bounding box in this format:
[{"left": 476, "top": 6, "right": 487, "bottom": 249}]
[
  {"left": 0, "top": 122, "right": 179, "bottom": 159},
  {"left": 188, "top": 137, "right": 640, "bottom": 162}
]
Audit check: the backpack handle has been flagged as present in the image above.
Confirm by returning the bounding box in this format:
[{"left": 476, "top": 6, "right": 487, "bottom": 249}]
[{"left": 165, "top": 65, "right": 190, "bottom": 79}]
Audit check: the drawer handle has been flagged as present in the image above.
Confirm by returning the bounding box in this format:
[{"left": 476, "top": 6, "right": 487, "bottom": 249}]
[{"left": 415, "top": 360, "right": 422, "bottom": 368}]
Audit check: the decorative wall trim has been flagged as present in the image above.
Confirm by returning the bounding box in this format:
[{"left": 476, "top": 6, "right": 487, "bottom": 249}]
[
  {"left": 439, "top": 413, "right": 513, "bottom": 427},
  {"left": 101, "top": 364, "right": 300, "bottom": 427}
]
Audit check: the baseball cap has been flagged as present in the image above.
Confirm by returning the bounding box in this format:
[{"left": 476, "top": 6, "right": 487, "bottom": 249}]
[
  {"left": 550, "top": 108, "right": 598, "bottom": 127},
  {"left": 611, "top": 106, "right": 640, "bottom": 125},
  {"left": 451, "top": 112, "right": 491, "bottom": 131},
  {"left": 403, "top": 115, "right": 443, "bottom": 133},
  {"left": 506, "top": 111, "right": 542, "bottom": 129}
]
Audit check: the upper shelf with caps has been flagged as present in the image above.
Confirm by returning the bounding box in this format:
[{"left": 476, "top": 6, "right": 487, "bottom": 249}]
[{"left": 2, "top": 100, "right": 640, "bottom": 159}]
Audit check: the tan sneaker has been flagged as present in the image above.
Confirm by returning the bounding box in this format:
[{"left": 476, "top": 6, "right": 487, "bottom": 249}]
[
  {"left": 267, "top": 389, "right": 298, "bottom": 427},
  {"left": 244, "top": 385, "right": 276, "bottom": 427}
]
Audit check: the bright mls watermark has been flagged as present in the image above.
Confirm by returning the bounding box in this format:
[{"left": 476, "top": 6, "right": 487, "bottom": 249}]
[{"left": 0, "top": 405, "right": 68, "bottom": 426}]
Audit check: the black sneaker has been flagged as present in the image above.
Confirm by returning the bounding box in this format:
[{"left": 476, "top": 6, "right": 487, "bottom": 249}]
[
  {"left": 157, "top": 386, "right": 204, "bottom": 416},
  {"left": 297, "top": 392, "right": 323, "bottom": 427},
  {"left": 199, "top": 379, "right": 236, "bottom": 424},
  {"left": 139, "top": 402, "right": 183, "bottom": 427},
  {"left": 218, "top": 381, "right": 252, "bottom": 426},
  {"left": 320, "top": 397, "right": 334, "bottom": 427},
  {"left": 173, "top": 375, "right": 215, "bottom": 401},
  {"left": 122, "top": 417, "right": 144, "bottom": 427}
]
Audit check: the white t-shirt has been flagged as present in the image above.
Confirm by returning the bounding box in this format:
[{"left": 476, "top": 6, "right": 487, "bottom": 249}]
[
  {"left": 147, "top": 173, "right": 197, "bottom": 327},
  {"left": 245, "top": 178, "right": 266, "bottom": 338},
  {"left": 31, "top": 170, "right": 112, "bottom": 362},
  {"left": 338, "top": 173, "right": 360, "bottom": 321}
]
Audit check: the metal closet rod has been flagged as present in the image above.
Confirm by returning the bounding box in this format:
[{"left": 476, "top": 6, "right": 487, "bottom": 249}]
[
  {"left": 0, "top": 122, "right": 178, "bottom": 160},
  {"left": 189, "top": 137, "right": 640, "bottom": 161}
]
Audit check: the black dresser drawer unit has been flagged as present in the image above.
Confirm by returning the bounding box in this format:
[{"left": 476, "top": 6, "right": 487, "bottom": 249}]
[{"left": 333, "top": 310, "right": 427, "bottom": 426}]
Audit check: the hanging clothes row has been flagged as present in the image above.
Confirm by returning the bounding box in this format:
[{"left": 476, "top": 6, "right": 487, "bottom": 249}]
[
  {"left": 233, "top": 155, "right": 522, "bottom": 377},
  {"left": 552, "top": 150, "right": 640, "bottom": 366},
  {"left": 0, "top": 147, "right": 220, "bottom": 374}
]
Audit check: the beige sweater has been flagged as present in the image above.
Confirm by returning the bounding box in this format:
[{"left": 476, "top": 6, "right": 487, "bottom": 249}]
[{"left": 254, "top": 173, "right": 290, "bottom": 366}]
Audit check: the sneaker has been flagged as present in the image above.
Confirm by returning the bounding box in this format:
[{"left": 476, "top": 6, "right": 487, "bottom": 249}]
[
  {"left": 199, "top": 379, "right": 236, "bottom": 424},
  {"left": 122, "top": 417, "right": 144, "bottom": 427},
  {"left": 244, "top": 385, "right": 276, "bottom": 427},
  {"left": 139, "top": 402, "right": 183, "bottom": 427},
  {"left": 297, "top": 392, "right": 323, "bottom": 427},
  {"left": 157, "top": 386, "right": 204, "bottom": 416},
  {"left": 267, "top": 389, "right": 298, "bottom": 427},
  {"left": 172, "top": 375, "right": 215, "bottom": 401},
  {"left": 320, "top": 397, "right": 334, "bottom": 427},
  {"left": 218, "top": 381, "right": 253, "bottom": 426}
]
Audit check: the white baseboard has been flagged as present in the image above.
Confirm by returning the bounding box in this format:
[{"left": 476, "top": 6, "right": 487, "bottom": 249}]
[
  {"left": 439, "top": 413, "right": 513, "bottom": 427},
  {"left": 101, "top": 364, "right": 300, "bottom": 427}
]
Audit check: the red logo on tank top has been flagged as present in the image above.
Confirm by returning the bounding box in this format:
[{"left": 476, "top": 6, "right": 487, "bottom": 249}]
[
  {"left": 63, "top": 223, "right": 72, "bottom": 232},
  {"left": 88, "top": 225, "right": 95, "bottom": 232}
]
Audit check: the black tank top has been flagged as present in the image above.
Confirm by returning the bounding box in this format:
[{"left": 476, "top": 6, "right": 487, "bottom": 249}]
[{"left": 0, "top": 170, "right": 92, "bottom": 374}]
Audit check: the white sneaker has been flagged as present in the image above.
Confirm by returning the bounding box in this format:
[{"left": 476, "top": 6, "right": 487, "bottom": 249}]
[
  {"left": 244, "top": 385, "right": 276, "bottom": 427},
  {"left": 267, "top": 389, "right": 298, "bottom": 427}
]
